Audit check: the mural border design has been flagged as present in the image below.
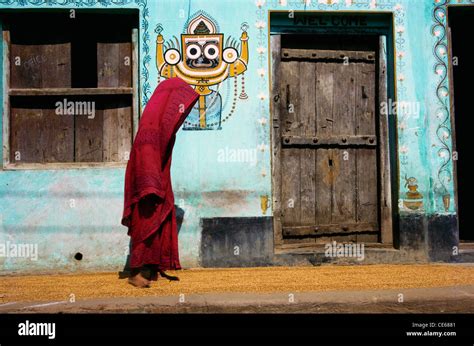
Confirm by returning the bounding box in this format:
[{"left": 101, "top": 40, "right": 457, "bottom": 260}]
[
  {"left": 256, "top": 0, "right": 270, "bottom": 181},
  {"left": 432, "top": 0, "right": 452, "bottom": 198},
  {"left": 431, "top": 0, "right": 473, "bottom": 204},
  {"left": 264, "top": 0, "right": 396, "bottom": 10},
  {"left": 0, "top": 0, "right": 151, "bottom": 107}
]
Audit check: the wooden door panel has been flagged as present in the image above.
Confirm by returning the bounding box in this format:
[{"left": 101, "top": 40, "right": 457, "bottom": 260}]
[
  {"left": 280, "top": 60, "right": 300, "bottom": 227},
  {"left": 279, "top": 48, "right": 379, "bottom": 239},
  {"left": 316, "top": 63, "right": 334, "bottom": 136},
  {"left": 10, "top": 97, "right": 74, "bottom": 163},
  {"left": 333, "top": 62, "right": 355, "bottom": 137},
  {"left": 357, "top": 148, "right": 378, "bottom": 224},
  {"left": 332, "top": 148, "right": 356, "bottom": 224},
  {"left": 356, "top": 63, "right": 376, "bottom": 136},
  {"left": 10, "top": 42, "right": 71, "bottom": 89},
  {"left": 97, "top": 41, "right": 132, "bottom": 88},
  {"left": 300, "top": 62, "right": 317, "bottom": 227},
  {"left": 331, "top": 62, "right": 356, "bottom": 236},
  {"left": 281, "top": 147, "right": 300, "bottom": 227},
  {"left": 315, "top": 148, "right": 332, "bottom": 227},
  {"left": 354, "top": 61, "right": 378, "bottom": 241}
]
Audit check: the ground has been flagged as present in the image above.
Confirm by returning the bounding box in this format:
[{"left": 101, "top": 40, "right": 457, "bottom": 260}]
[{"left": 1, "top": 264, "right": 473, "bottom": 313}]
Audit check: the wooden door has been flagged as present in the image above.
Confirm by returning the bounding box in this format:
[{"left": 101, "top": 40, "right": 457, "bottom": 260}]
[{"left": 271, "top": 36, "right": 392, "bottom": 246}]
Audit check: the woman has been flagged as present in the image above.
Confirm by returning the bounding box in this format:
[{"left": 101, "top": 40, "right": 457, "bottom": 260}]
[{"left": 122, "top": 77, "right": 199, "bottom": 288}]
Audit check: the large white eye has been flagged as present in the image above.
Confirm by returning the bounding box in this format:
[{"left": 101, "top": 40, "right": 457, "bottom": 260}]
[
  {"left": 164, "top": 49, "right": 181, "bottom": 65},
  {"left": 186, "top": 44, "right": 202, "bottom": 59},
  {"left": 223, "top": 47, "right": 238, "bottom": 63},
  {"left": 204, "top": 44, "right": 219, "bottom": 60}
]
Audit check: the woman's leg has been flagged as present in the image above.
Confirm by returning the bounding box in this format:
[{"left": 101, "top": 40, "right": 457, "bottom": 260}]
[
  {"left": 128, "top": 268, "right": 151, "bottom": 288},
  {"left": 128, "top": 210, "right": 181, "bottom": 284},
  {"left": 142, "top": 264, "right": 159, "bottom": 281},
  {"left": 129, "top": 230, "right": 155, "bottom": 287},
  {"left": 141, "top": 212, "right": 181, "bottom": 281}
]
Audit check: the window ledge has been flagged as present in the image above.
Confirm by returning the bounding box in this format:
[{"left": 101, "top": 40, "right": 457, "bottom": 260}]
[
  {"left": 9, "top": 87, "right": 133, "bottom": 96},
  {"left": 3, "top": 162, "right": 127, "bottom": 171}
]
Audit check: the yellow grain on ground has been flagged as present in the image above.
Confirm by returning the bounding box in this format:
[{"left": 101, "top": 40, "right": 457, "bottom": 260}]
[{"left": 1, "top": 265, "right": 473, "bottom": 304}]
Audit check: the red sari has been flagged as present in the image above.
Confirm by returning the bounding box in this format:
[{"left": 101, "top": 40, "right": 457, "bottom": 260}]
[{"left": 121, "top": 77, "right": 199, "bottom": 271}]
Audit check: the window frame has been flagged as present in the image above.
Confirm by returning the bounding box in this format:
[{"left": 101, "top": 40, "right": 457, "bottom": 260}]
[{"left": 1, "top": 12, "right": 140, "bottom": 170}]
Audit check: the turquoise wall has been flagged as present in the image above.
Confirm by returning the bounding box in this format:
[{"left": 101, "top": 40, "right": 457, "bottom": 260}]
[{"left": 0, "top": 0, "right": 466, "bottom": 273}]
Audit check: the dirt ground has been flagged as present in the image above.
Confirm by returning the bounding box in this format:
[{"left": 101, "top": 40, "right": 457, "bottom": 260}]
[{"left": 1, "top": 264, "right": 473, "bottom": 313}]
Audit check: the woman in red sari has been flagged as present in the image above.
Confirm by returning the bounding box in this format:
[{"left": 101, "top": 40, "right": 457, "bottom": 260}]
[{"left": 122, "top": 77, "right": 199, "bottom": 288}]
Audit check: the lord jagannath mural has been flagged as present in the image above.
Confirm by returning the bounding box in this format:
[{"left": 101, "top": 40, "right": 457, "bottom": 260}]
[{"left": 156, "top": 12, "right": 249, "bottom": 130}]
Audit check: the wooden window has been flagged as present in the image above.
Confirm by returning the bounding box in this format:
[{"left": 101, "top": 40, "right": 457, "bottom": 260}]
[{"left": 2, "top": 11, "right": 139, "bottom": 168}]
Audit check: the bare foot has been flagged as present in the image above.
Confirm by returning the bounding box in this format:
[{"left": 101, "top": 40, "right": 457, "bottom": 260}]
[
  {"left": 128, "top": 273, "right": 151, "bottom": 288},
  {"left": 159, "top": 270, "right": 180, "bottom": 281}
]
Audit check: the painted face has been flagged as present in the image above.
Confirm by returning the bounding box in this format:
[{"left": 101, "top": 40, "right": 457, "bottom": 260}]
[{"left": 182, "top": 35, "right": 222, "bottom": 70}]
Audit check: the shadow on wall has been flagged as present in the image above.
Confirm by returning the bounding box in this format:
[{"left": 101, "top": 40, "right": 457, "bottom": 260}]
[{"left": 118, "top": 205, "right": 185, "bottom": 278}]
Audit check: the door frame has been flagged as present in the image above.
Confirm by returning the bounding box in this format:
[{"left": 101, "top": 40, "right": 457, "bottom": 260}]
[{"left": 269, "top": 12, "right": 396, "bottom": 248}]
